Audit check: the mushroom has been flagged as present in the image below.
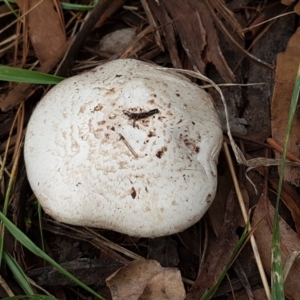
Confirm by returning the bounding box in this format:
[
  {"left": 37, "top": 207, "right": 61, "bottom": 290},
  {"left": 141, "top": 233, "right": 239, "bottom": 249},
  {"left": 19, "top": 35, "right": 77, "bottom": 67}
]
[{"left": 24, "top": 59, "right": 223, "bottom": 237}]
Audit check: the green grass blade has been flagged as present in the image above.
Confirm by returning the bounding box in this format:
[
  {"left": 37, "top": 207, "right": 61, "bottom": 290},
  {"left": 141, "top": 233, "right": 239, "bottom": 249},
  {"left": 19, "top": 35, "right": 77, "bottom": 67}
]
[
  {"left": 271, "top": 61, "right": 300, "bottom": 299},
  {"left": 3, "top": 251, "right": 35, "bottom": 295},
  {"left": 60, "top": 2, "right": 95, "bottom": 10},
  {"left": 0, "top": 66, "right": 65, "bottom": 84},
  {"left": 0, "top": 212, "right": 106, "bottom": 300}
]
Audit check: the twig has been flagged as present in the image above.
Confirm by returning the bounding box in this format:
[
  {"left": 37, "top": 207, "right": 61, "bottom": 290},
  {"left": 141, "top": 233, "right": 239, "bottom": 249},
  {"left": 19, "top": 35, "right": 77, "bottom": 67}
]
[
  {"left": 223, "top": 142, "right": 271, "bottom": 300},
  {"left": 267, "top": 137, "right": 300, "bottom": 163}
]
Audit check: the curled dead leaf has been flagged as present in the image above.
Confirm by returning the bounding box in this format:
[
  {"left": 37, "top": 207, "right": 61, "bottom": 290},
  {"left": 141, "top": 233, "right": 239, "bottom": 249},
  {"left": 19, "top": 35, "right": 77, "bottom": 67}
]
[
  {"left": 271, "top": 27, "right": 300, "bottom": 187},
  {"left": 106, "top": 259, "right": 186, "bottom": 300},
  {"left": 252, "top": 195, "right": 300, "bottom": 299}
]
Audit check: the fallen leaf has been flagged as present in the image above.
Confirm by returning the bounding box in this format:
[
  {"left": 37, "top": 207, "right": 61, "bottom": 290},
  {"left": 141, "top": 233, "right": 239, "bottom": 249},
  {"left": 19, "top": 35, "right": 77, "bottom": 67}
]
[
  {"left": 234, "top": 287, "right": 268, "bottom": 300},
  {"left": 27, "top": 258, "right": 123, "bottom": 286},
  {"left": 147, "top": 0, "right": 182, "bottom": 68},
  {"left": 186, "top": 188, "right": 245, "bottom": 299},
  {"left": 106, "top": 259, "right": 186, "bottom": 300},
  {"left": 271, "top": 27, "right": 300, "bottom": 186},
  {"left": 294, "top": 1, "right": 300, "bottom": 14},
  {"left": 139, "top": 268, "right": 185, "bottom": 300},
  {"left": 195, "top": 0, "right": 236, "bottom": 81},
  {"left": 150, "top": 0, "right": 235, "bottom": 82},
  {"left": 208, "top": 163, "right": 233, "bottom": 236},
  {"left": 247, "top": 157, "right": 300, "bottom": 236},
  {"left": 148, "top": 237, "right": 179, "bottom": 267},
  {"left": 94, "top": 0, "right": 127, "bottom": 28},
  {"left": 252, "top": 195, "right": 300, "bottom": 300},
  {"left": 177, "top": 226, "right": 201, "bottom": 257},
  {"left": 160, "top": 0, "right": 206, "bottom": 73},
  {"left": 281, "top": 0, "right": 296, "bottom": 5},
  {"left": 269, "top": 180, "right": 300, "bottom": 237},
  {"left": 17, "top": 0, "right": 66, "bottom": 66}
]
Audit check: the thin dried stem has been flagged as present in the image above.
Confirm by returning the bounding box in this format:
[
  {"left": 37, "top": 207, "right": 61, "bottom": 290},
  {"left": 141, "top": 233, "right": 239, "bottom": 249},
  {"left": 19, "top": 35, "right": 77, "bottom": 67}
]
[{"left": 223, "top": 142, "right": 271, "bottom": 300}]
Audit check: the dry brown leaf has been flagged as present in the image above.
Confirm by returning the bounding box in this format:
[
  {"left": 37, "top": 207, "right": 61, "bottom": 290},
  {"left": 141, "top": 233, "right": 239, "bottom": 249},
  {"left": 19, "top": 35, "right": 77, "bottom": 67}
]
[
  {"left": 209, "top": 171, "right": 249, "bottom": 237},
  {"left": 17, "top": 0, "right": 66, "bottom": 67},
  {"left": 233, "top": 260, "right": 255, "bottom": 300},
  {"left": 246, "top": 158, "right": 300, "bottom": 236},
  {"left": 189, "top": 0, "right": 235, "bottom": 82},
  {"left": 252, "top": 195, "right": 300, "bottom": 300},
  {"left": 94, "top": 0, "right": 127, "bottom": 28},
  {"left": 271, "top": 27, "right": 300, "bottom": 187},
  {"left": 281, "top": 0, "right": 296, "bottom": 5},
  {"left": 294, "top": 1, "right": 300, "bottom": 14},
  {"left": 186, "top": 188, "right": 245, "bottom": 299},
  {"left": 0, "top": 39, "right": 71, "bottom": 112},
  {"left": 177, "top": 227, "right": 200, "bottom": 257},
  {"left": 147, "top": 0, "right": 182, "bottom": 68},
  {"left": 234, "top": 288, "right": 268, "bottom": 300},
  {"left": 148, "top": 238, "right": 179, "bottom": 267},
  {"left": 0, "top": 84, "right": 32, "bottom": 112},
  {"left": 106, "top": 259, "right": 186, "bottom": 300},
  {"left": 208, "top": 165, "right": 233, "bottom": 236},
  {"left": 269, "top": 180, "right": 300, "bottom": 237},
  {"left": 141, "top": 0, "right": 164, "bottom": 52},
  {"left": 139, "top": 268, "right": 185, "bottom": 300},
  {"left": 160, "top": 0, "right": 207, "bottom": 73},
  {"left": 155, "top": 0, "right": 235, "bottom": 82}
]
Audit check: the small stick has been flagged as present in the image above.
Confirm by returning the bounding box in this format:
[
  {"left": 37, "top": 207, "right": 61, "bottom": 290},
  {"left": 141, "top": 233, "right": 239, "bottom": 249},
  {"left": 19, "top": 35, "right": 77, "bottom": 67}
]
[
  {"left": 118, "top": 133, "right": 138, "bottom": 158},
  {"left": 266, "top": 137, "right": 300, "bottom": 163},
  {"left": 123, "top": 109, "right": 159, "bottom": 127}
]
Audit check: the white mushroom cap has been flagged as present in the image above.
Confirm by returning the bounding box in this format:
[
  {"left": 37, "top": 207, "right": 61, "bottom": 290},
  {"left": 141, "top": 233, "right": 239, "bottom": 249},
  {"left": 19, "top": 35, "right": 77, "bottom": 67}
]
[{"left": 24, "top": 59, "right": 223, "bottom": 237}]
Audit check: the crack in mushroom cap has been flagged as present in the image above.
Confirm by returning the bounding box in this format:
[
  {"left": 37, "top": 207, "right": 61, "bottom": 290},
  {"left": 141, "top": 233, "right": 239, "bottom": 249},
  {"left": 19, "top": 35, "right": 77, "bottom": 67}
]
[{"left": 24, "top": 59, "right": 223, "bottom": 237}]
